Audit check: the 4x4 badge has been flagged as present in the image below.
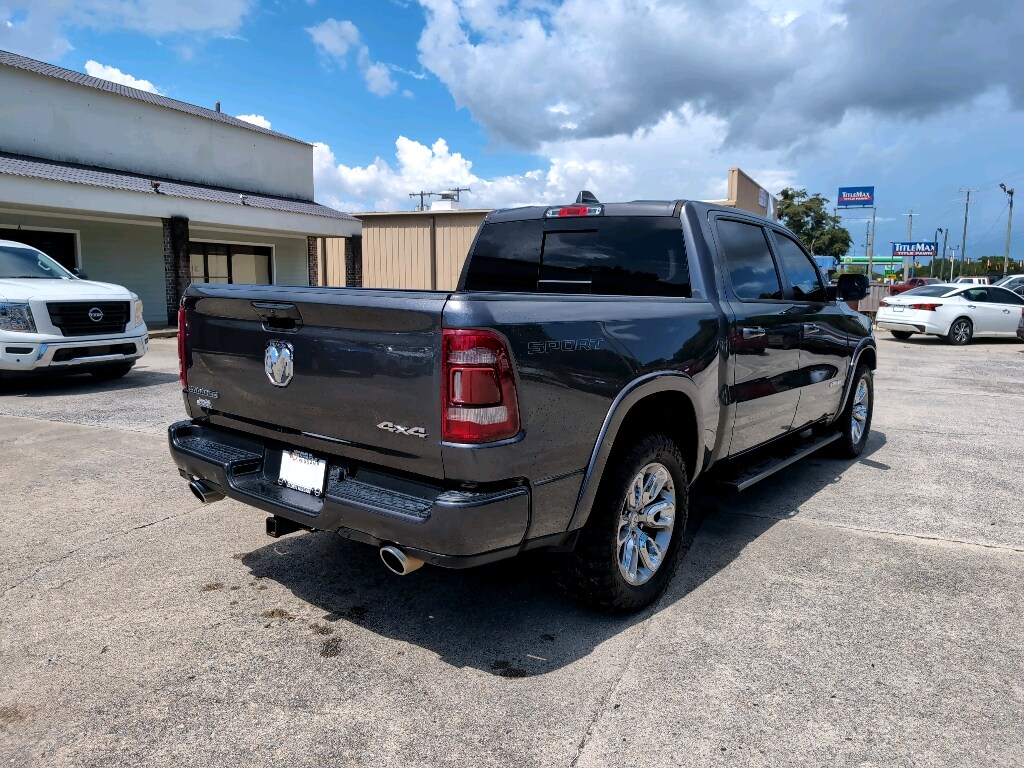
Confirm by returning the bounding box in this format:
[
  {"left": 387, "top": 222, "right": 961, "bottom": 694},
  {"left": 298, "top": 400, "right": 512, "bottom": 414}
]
[
  {"left": 265, "top": 340, "right": 294, "bottom": 387},
  {"left": 377, "top": 421, "right": 428, "bottom": 439}
]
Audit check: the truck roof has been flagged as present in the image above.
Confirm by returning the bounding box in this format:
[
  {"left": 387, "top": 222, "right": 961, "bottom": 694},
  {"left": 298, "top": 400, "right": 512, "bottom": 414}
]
[{"left": 484, "top": 199, "right": 770, "bottom": 223}]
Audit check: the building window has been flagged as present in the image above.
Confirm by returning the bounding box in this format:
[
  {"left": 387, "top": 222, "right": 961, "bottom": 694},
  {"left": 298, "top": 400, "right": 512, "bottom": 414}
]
[{"left": 189, "top": 242, "right": 272, "bottom": 285}]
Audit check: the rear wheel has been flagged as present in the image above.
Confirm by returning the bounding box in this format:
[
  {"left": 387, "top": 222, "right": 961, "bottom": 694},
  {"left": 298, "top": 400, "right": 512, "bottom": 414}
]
[
  {"left": 946, "top": 317, "right": 973, "bottom": 345},
  {"left": 890, "top": 330, "right": 913, "bottom": 340},
  {"left": 834, "top": 365, "right": 873, "bottom": 458},
  {"left": 558, "top": 434, "right": 688, "bottom": 614}
]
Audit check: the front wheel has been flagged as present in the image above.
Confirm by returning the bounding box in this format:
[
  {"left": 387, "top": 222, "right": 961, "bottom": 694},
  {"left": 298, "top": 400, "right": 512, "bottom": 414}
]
[
  {"left": 558, "top": 434, "right": 689, "bottom": 614},
  {"left": 834, "top": 365, "right": 873, "bottom": 458},
  {"left": 890, "top": 330, "right": 913, "bottom": 340}
]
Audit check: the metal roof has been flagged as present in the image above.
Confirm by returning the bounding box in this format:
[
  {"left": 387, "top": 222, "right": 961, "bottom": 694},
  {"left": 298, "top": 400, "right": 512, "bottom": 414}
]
[
  {"left": 0, "top": 152, "right": 356, "bottom": 221},
  {"left": 0, "top": 48, "right": 307, "bottom": 145}
]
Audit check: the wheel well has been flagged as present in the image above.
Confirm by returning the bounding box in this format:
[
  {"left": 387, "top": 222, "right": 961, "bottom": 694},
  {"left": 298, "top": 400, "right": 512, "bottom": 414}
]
[
  {"left": 610, "top": 391, "right": 699, "bottom": 482},
  {"left": 858, "top": 347, "right": 877, "bottom": 371}
]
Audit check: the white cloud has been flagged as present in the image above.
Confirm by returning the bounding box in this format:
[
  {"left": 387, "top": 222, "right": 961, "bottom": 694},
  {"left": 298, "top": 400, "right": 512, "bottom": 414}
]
[
  {"left": 307, "top": 18, "right": 397, "bottom": 97},
  {"left": 83, "top": 59, "right": 162, "bottom": 93},
  {"left": 235, "top": 113, "right": 272, "bottom": 129},
  {"left": 312, "top": 108, "right": 796, "bottom": 213},
  {"left": 415, "top": 0, "right": 1024, "bottom": 152},
  {"left": 0, "top": 1, "right": 254, "bottom": 61}
]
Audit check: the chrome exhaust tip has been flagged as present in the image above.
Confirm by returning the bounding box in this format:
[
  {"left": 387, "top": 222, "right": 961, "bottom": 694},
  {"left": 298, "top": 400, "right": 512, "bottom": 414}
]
[
  {"left": 379, "top": 545, "right": 424, "bottom": 576},
  {"left": 188, "top": 478, "right": 224, "bottom": 504}
]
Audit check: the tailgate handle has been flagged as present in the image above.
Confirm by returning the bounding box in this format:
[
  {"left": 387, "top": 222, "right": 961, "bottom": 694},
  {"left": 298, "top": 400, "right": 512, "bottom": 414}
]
[{"left": 251, "top": 301, "right": 303, "bottom": 332}]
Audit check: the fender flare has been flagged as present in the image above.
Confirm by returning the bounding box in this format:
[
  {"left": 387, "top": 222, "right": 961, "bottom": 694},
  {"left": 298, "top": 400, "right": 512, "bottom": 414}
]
[
  {"left": 566, "top": 371, "right": 704, "bottom": 533},
  {"left": 833, "top": 339, "right": 876, "bottom": 423}
]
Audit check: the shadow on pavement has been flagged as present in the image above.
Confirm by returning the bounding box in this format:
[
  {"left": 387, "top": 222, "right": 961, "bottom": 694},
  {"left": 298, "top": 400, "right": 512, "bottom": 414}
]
[
  {"left": 0, "top": 369, "right": 178, "bottom": 396},
  {"left": 878, "top": 334, "right": 1023, "bottom": 346},
  {"left": 242, "top": 430, "right": 887, "bottom": 678}
]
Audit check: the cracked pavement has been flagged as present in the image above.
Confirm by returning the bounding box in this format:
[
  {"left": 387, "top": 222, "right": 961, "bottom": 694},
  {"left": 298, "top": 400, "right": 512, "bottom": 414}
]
[{"left": 1, "top": 336, "right": 1022, "bottom": 767}]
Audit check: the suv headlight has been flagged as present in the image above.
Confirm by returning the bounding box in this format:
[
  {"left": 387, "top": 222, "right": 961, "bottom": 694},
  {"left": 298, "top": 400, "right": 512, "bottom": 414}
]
[
  {"left": 134, "top": 298, "right": 144, "bottom": 327},
  {"left": 0, "top": 302, "right": 36, "bottom": 333}
]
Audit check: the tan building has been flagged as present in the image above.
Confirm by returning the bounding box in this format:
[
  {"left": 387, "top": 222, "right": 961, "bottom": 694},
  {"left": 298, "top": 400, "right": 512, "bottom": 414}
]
[{"left": 318, "top": 168, "right": 777, "bottom": 291}]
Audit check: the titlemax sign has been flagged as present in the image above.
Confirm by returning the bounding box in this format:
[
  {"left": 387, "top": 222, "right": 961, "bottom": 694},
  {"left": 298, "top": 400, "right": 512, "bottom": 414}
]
[
  {"left": 837, "top": 186, "right": 875, "bottom": 207},
  {"left": 891, "top": 241, "right": 937, "bottom": 258}
]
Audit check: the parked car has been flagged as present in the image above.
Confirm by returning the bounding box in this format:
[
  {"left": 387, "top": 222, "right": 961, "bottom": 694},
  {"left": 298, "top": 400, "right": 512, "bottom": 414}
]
[
  {"left": 993, "top": 274, "right": 1024, "bottom": 292},
  {"left": 953, "top": 276, "right": 990, "bottom": 285},
  {"left": 0, "top": 239, "right": 147, "bottom": 378},
  {"left": 876, "top": 283, "right": 1024, "bottom": 344},
  {"left": 1018, "top": 308, "right": 1024, "bottom": 341},
  {"left": 168, "top": 195, "right": 876, "bottom": 613},
  {"left": 888, "top": 276, "right": 942, "bottom": 296}
]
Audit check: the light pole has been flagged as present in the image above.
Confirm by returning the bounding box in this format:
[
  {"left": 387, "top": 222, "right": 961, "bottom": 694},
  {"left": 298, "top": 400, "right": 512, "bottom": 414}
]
[
  {"left": 938, "top": 228, "right": 950, "bottom": 280},
  {"left": 934, "top": 227, "right": 943, "bottom": 278},
  {"left": 948, "top": 244, "right": 960, "bottom": 281},
  {"left": 1000, "top": 183, "right": 1015, "bottom": 276}
]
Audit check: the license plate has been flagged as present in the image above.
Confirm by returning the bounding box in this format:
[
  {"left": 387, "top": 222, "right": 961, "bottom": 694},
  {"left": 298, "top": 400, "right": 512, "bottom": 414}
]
[
  {"left": 893, "top": 305, "right": 904, "bottom": 312},
  {"left": 278, "top": 450, "right": 327, "bottom": 496}
]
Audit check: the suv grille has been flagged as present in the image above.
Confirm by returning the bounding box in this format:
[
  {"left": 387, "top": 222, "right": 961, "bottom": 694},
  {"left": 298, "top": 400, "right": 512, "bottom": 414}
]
[{"left": 46, "top": 301, "right": 130, "bottom": 337}]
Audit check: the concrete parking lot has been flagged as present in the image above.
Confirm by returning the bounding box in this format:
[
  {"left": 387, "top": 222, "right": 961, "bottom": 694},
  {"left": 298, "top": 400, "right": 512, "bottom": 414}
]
[{"left": 2, "top": 335, "right": 1022, "bottom": 767}]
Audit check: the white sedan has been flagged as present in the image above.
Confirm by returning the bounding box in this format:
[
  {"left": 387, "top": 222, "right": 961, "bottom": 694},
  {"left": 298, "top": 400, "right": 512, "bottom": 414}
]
[{"left": 876, "top": 283, "right": 1024, "bottom": 345}]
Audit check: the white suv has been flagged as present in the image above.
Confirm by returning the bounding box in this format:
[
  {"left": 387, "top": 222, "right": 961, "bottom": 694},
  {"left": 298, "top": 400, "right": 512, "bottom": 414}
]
[{"left": 0, "top": 239, "right": 148, "bottom": 379}]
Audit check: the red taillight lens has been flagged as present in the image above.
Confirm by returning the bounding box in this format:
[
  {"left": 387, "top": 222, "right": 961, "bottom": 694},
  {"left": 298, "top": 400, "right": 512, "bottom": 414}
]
[
  {"left": 908, "top": 303, "right": 941, "bottom": 311},
  {"left": 879, "top": 299, "right": 890, "bottom": 307},
  {"left": 442, "top": 329, "right": 520, "bottom": 443},
  {"left": 177, "top": 305, "right": 189, "bottom": 388}
]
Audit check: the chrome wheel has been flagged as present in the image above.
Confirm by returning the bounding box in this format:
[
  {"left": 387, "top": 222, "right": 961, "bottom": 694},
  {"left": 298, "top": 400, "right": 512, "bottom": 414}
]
[
  {"left": 850, "top": 378, "right": 870, "bottom": 445},
  {"left": 952, "top": 320, "right": 971, "bottom": 344},
  {"left": 617, "top": 462, "right": 676, "bottom": 586}
]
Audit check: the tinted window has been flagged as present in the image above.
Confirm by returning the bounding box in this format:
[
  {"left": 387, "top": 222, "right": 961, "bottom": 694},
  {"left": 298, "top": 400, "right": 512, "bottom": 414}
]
[
  {"left": 539, "top": 217, "right": 690, "bottom": 297},
  {"left": 989, "top": 286, "right": 1024, "bottom": 305},
  {"left": 962, "top": 287, "right": 988, "bottom": 302},
  {"left": 716, "top": 220, "right": 782, "bottom": 300},
  {"left": 772, "top": 232, "right": 825, "bottom": 302},
  {"left": 462, "top": 220, "right": 543, "bottom": 292}
]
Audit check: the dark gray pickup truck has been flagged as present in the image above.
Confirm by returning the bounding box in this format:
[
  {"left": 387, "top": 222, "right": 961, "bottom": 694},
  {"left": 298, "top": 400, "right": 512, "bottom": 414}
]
[{"left": 169, "top": 196, "right": 874, "bottom": 612}]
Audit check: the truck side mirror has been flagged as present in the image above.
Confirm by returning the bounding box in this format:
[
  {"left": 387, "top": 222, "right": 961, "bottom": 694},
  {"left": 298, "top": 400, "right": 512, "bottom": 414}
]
[
  {"left": 72, "top": 267, "right": 89, "bottom": 280},
  {"left": 837, "top": 273, "right": 868, "bottom": 301}
]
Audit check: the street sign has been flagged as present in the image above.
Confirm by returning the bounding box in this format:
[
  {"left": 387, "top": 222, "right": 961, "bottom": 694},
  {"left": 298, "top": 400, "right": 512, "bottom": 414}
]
[{"left": 838, "top": 186, "right": 875, "bottom": 207}]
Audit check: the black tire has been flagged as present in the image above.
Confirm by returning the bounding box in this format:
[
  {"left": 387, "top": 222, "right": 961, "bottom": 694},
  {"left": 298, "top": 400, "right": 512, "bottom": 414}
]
[
  {"left": 946, "top": 317, "right": 973, "bottom": 346},
  {"left": 890, "top": 330, "right": 913, "bottom": 340},
  {"left": 90, "top": 363, "right": 134, "bottom": 380},
  {"left": 558, "top": 434, "right": 689, "bottom": 614},
  {"left": 834, "top": 364, "right": 873, "bottom": 458}
]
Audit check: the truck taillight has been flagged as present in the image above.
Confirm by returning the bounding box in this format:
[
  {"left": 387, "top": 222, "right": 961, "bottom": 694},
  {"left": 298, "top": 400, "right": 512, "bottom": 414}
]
[
  {"left": 177, "top": 305, "right": 189, "bottom": 389},
  {"left": 442, "top": 329, "right": 520, "bottom": 443}
]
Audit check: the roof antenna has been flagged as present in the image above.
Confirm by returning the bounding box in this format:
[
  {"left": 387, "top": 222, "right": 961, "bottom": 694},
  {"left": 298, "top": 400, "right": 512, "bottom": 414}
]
[
  {"left": 575, "top": 190, "right": 599, "bottom": 204},
  {"left": 215, "top": 101, "right": 221, "bottom": 112}
]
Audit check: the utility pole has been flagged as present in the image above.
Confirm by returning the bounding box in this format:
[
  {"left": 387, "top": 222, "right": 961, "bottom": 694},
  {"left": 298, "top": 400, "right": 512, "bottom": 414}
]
[
  {"left": 901, "top": 210, "right": 916, "bottom": 280},
  {"left": 864, "top": 221, "right": 871, "bottom": 260},
  {"left": 948, "top": 244, "right": 960, "bottom": 282},
  {"left": 937, "top": 228, "right": 949, "bottom": 279},
  {"left": 1000, "top": 183, "right": 1015, "bottom": 276},
  {"left": 958, "top": 188, "right": 978, "bottom": 281},
  {"left": 409, "top": 190, "right": 437, "bottom": 211},
  {"left": 933, "top": 227, "right": 943, "bottom": 278}
]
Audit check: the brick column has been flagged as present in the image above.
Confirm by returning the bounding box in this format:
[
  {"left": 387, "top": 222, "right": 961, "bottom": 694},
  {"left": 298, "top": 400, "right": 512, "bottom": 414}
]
[
  {"left": 162, "top": 216, "right": 190, "bottom": 325},
  {"left": 345, "top": 236, "right": 363, "bottom": 287},
  {"left": 306, "top": 236, "right": 320, "bottom": 287}
]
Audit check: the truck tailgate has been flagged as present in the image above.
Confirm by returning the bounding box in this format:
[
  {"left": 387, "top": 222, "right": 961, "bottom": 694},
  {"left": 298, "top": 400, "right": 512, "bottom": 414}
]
[{"left": 183, "top": 284, "right": 449, "bottom": 478}]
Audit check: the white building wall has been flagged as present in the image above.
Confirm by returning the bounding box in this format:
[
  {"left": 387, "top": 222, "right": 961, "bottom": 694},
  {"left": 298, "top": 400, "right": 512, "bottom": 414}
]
[{"left": 0, "top": 67, "right": 312, "bottom": 200}]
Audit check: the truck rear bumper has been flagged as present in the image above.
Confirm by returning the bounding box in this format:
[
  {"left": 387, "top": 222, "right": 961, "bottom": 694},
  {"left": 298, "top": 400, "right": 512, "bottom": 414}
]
[{"left": 167, "top": 420, "right": 531, "bottom": 568}]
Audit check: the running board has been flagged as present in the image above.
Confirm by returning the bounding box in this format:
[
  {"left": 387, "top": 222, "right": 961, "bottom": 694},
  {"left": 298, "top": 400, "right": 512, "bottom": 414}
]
[{"left": 718, "top": 431, "right": 841, "bottom": 492}]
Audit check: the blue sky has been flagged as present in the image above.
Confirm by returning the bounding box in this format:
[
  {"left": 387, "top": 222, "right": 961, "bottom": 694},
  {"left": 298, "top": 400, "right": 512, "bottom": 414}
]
[{"left": 2, "top": 0, "right": 1023, "bottom": 262}]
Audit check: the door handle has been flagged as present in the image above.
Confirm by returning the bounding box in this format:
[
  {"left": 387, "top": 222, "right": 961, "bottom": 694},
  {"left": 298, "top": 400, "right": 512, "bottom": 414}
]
[
  {"left": 742, "top": 327, "right": 766, "bottom": 339},
  {"left": 803, "top": 322, "right": 821, "bottom": 335},
  {"left": 1003, "top": 309, "right": 1012, "bottom": 314},
  {"left": 967, "top": 305, "right": 976, "bottom": 309}
]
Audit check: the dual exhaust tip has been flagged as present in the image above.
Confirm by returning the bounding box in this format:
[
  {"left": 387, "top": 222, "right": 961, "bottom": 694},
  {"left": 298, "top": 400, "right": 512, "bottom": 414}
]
[{"left": 185, "top": 478, "right": 423, "bottom": 576}]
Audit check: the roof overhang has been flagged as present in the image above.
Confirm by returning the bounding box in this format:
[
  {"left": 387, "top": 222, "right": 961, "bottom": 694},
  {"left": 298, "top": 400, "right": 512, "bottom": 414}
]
[{"left": 0, "top": 174, "right": 359, "bottom": 238}]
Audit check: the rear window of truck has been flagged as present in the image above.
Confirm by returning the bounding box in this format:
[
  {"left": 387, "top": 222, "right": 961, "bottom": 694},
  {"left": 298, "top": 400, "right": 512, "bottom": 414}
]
[{"left": 463, "top": 216, "right": 690, "bottom": 297}]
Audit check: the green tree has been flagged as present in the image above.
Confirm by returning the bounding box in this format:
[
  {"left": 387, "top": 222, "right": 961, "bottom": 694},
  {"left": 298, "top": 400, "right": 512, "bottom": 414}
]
[{"left": 776, "top": 188, "right": 853, "bottom": 260}]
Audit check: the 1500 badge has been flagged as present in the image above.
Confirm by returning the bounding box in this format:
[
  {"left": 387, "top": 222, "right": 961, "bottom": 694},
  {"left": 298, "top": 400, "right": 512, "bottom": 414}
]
[{"left": 377, "top": 421, "right": 428, "bottom": 439}]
